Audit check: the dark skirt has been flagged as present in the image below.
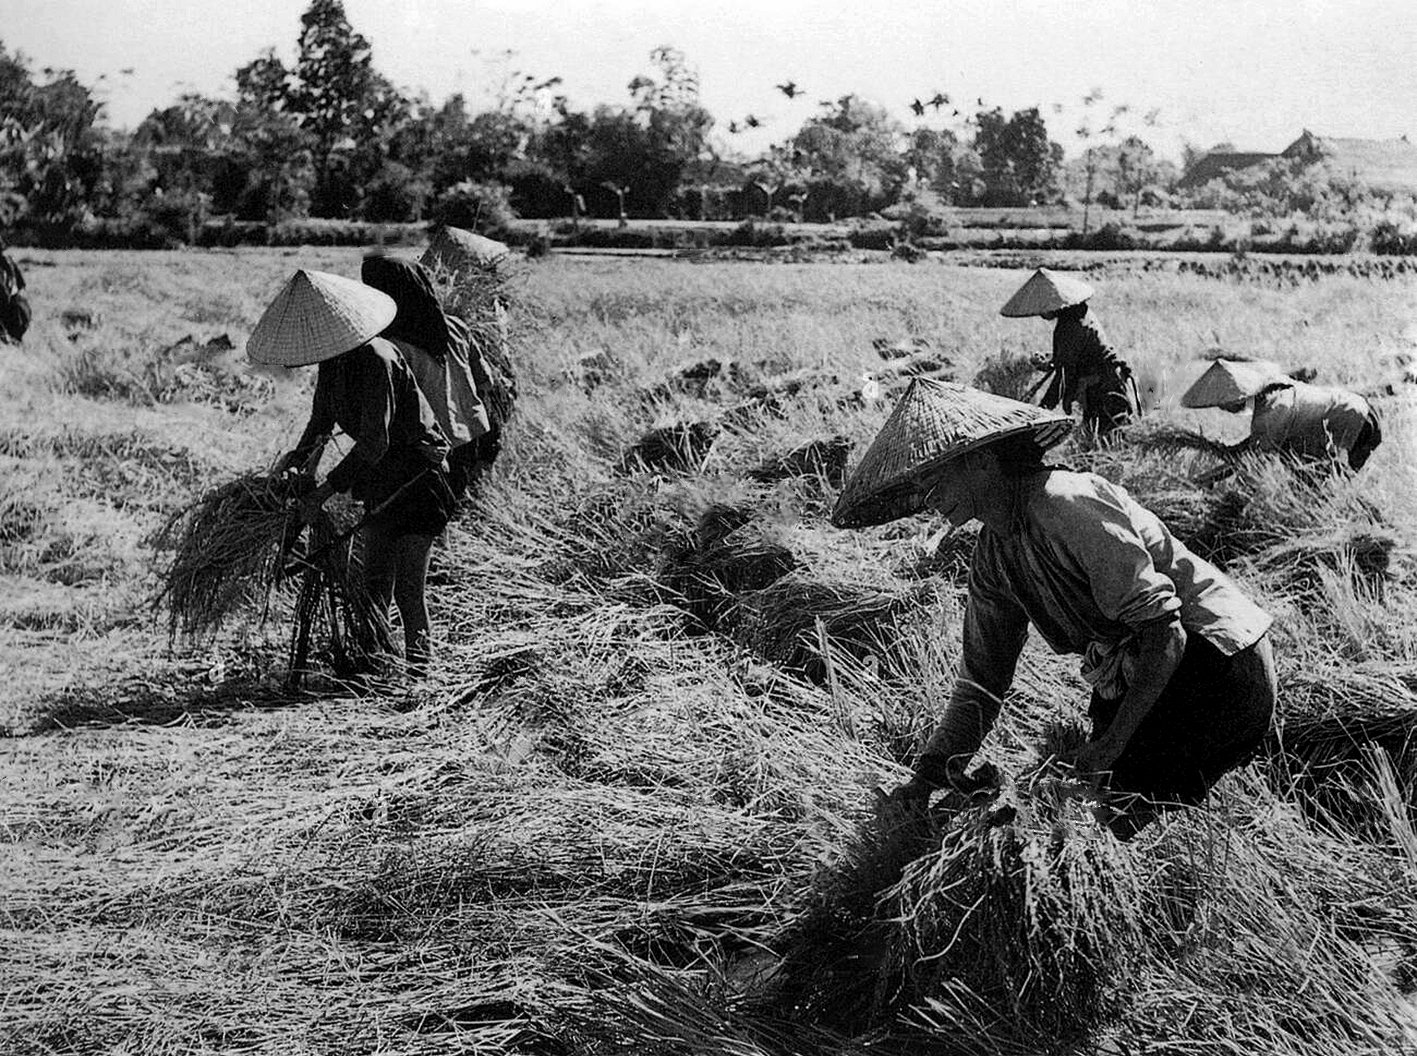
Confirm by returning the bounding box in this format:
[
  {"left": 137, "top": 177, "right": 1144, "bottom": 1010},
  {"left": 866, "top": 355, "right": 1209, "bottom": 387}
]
[
  {"left": 1349, "top": 408, "right": 1382, "bottom": 471},
  {"left": 1089, "top": 633, "right": 1276, "bottom": 809},
  {"left": 1076, "top": 361, "right": 1140, "bottom": 434},
  {"left": 0, "top": 292, "right": 30, "bottom": 343},
  {"left": 357, "top": 449, "right": 457, "bottom": 538}
]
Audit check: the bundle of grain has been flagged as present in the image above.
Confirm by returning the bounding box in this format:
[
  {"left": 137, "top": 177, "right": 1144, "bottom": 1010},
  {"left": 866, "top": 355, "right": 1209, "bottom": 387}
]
[
  {"left": 1247, "top": 525, "right": 1400, "bottom": 596},
  {"left": 639, "top": 357, "right": 754, "bottom": 406},
  {"left": 536, "top": 476, "right": 682, "bottom": 591},
  {"left": 878, "top": 350, "right": 955, "bottom": 383},
  {"left": 660, "top": 504, "right": 798, "bottom": 630},
  {"left": 422, "top": 226, "right": 520, "bottom": 440},
  {"left": 285, "top": 524, "right": 395, "bottom": 686},
  {"left": 744, "top": 368, "right": 840, "bottom": 404},
  {"left": 762, "top": 779, "right": 1147, "bottom": 1051},
  {"left": 616, "top": 421, "right": 721, "bottom": 476},
  {"left": 746, "top": 437, "right": 852, "bottom": 488},
  {"left": 897, "top": 522, "right": 980, "bottom": 584},
  {"left": 971, "top": 352, "right": 1040, "bottom": 402},
  {"left": 1267, "top": 665, "right": 1417, "bottom": 833},
  {"left": 154, "top": 472, "right": 306, "bottom": 640},
  {"left": 872, "top": 336, "right": 933, "bottom": 361},
  {"left": 156, "top": 472, "right": 392, "bottom": 684},
  {"left": 1121, "top": 421, "right": 1237, "bottom": 461},
  {"left": 557, "top": 350, "right": 617, "bottom": 401},
  {"left": 734, "top": 573, "right": 933, "bottom": 684}
]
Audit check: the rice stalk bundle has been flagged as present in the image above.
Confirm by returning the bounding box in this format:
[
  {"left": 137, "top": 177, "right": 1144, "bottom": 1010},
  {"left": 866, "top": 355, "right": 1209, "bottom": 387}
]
[
  {"left": 897, "top": 523, "right": 980, "bottom": 584},
  {"left": 970, "top": 353, "right": 1039, "bottom": 403},
  {"left": 428, "top": 255, "right": 520, "bottom": 432},
  {"left": 1121, "top": 421, "right": 1237, "bottom": 461},
  {"left": 616, "top": 421, "right": 722, "bottom": 477},
  {"left": 1266, "top": 665, "right": 1417, "bottom": 832},
  {"left": 732, "top": 574, "right": 936, "bottom": 685},
  {"left": 746, "top": 437, "right": 853, "bottom": 489},
  {"left": 156, "top": 471, "right": 393, "bottom": 683},
  {"left": 154, "top": 472, "right": 306, "bottom": 640},
  {"left": 762, "top": 780, "right": 1147, "bottom": 1051},
  {"left": 1246, "top": 525, "right": 1400, "bottom": 596},
  {"left": 537, "top": 477, "right": 681, "bottom": 591},
  {"left": 658, "top": 504, "right": 798, "bottom": 632}
]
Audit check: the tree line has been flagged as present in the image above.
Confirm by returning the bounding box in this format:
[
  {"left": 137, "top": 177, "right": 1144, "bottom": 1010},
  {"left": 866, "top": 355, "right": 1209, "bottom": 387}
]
[{"left": 0, "top": 1, "right": 1241, "bottom": 245}]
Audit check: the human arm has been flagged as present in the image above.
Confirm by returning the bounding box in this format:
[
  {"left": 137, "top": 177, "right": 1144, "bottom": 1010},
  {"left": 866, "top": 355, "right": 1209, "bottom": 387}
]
[
  {"left": 321, "top": 350, "right": 395, "bottom": 495},
  {"left": 277, "top": 373, "right": 336, "bottom": 476},
  {"left": 894, "top": 561, "right": 1029, "bottom": 801},
  {"left": 1069, "top": 615, "right": 1186, "bottom": 773},
  {"left": 1039, "top": 366, "right": 1064, "bottom": 410}
]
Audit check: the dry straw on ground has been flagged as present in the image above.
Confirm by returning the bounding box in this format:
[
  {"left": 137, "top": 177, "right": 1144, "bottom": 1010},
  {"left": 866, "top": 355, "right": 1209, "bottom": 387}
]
[{"left": 9, "top": 254, "right": 1417, "bottom": 1055}]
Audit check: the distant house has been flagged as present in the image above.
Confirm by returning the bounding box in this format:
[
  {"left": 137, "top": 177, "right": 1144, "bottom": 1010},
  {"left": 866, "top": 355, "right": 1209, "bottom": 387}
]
[
  {"left": 1280, "top": 130, "right": 1417, "bottom": 195},
  {"left": 1179, "top": 130, "right": 1417, "bottom": 194},
  {"left": 1176, "top": 150, "right": 1277, "bottom": 189}
]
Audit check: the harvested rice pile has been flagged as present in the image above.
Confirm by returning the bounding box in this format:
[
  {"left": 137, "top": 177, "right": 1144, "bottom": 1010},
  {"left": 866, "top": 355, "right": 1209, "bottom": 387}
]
[
  {"left": 1267, "top": 664, "right": 1417, "bottom": 833},
  {"left": 747, "top": 436, "right": 853, "bottom": 488},
  {"left": 660, "top": 503, "right": 798, "bottom": 630},
  {"left": 616, "top": 421, "right": 721, "bottom": 475},
  {"left": 657, "top": 503, "right": 939, "bottom": 683},
  {"left": 421, "top": 227, "right": 521, "bottom": 443},
  {"left": 733, "top": 573, "right": 934, "bottom": 684}
]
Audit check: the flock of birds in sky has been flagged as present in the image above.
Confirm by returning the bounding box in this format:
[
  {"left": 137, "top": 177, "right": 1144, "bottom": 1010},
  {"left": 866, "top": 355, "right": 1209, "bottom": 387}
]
[
  {"left": 719, "top": 80, "right": 1160, "bottom": 141},
  {"left": 50, "top": 60, "right": 1160, "bottom": 155},
  {"left": 724, "top": 81, "right": 987, "bottom": 135}
]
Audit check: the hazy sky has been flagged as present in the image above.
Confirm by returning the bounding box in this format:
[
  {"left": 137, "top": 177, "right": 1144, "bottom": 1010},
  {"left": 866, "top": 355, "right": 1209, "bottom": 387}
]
[{"left": 7, "top": 0, "right": 1416, "bottom": 162}]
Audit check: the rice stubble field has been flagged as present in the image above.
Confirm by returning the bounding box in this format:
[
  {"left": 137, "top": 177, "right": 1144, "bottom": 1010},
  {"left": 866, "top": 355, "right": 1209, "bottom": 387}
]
[{"left": 4, "top": 245, "right": 1417, "bottom": 1054}]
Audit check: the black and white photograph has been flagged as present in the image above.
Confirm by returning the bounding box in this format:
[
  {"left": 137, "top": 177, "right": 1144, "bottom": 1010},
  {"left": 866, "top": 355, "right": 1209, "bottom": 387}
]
[{"left": 3, "top": 1, "right": 1416, "bottom": 1051}]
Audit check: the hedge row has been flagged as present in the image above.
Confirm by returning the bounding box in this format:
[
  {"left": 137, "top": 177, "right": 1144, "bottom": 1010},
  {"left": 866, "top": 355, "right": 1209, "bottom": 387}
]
[{"left": 10, "top": 215, "right": 1416, "bottom": 258}]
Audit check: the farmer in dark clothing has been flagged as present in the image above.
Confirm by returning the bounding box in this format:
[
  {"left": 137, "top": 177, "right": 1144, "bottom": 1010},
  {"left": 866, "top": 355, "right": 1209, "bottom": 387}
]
[
  {"left": 832, "top": 380, "right": 1276, "bottom": 839},
  {"left": 0, "top": 238, "right": 31, "bottom": 344},
  {"left": 361, "top": 253, "right": 489, "bottom": 502},
  {"left": 418, "top": 226, "right": 518, "bottom": 492},
  {"left": 1002, "top": 268, "right": 1139, "bottom": 435},
  {"left": 248, "top": 269, "right": 454, "bottom": 679}
]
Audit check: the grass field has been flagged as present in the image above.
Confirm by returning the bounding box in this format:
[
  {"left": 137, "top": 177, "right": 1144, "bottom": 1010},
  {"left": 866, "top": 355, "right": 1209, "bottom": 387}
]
[{"left": 4, "top": 247, "right": 1417, "bottom": 1054}]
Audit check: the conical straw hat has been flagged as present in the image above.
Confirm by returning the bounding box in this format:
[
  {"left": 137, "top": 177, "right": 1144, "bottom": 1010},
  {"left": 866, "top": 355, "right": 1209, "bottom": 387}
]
[
  {"left": 420, "top": 225, "right": 511, "bottom": 276},
  {"left": 1180, "top": 358, "right": 1289, "bottom": 408},
  {"left": 247, "top": 269, "right": 397, "bottom": 366},
  {"left": 999, "top": 267, "right": 1095, "bottom": 318},
  {"left": 831, "top": 379, "right": 1072, "bottom": 529}
]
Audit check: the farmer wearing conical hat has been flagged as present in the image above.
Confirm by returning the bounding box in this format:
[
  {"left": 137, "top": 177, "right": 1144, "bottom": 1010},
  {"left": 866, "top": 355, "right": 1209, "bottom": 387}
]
[
  {"left": 1182, "top": 359, "right": 1382, "bottom": 471},
  {"left": 249, "top": 269, "right": 456, "bottom": 680},
  {"left": 1002, "top": 268, "right": 1139, "bottom": 435},
  {"left": 833, "top": 380, "right": 1276, "bottom": 838},
  {"left": 361, "top": 253, "right": 491, "bottom": 501}
]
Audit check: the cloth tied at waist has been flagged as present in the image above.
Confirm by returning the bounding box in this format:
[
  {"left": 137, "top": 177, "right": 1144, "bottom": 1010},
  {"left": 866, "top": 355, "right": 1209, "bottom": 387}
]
[{"left": 1080, "top": 634, "right": 1138, "bottom": 701}]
